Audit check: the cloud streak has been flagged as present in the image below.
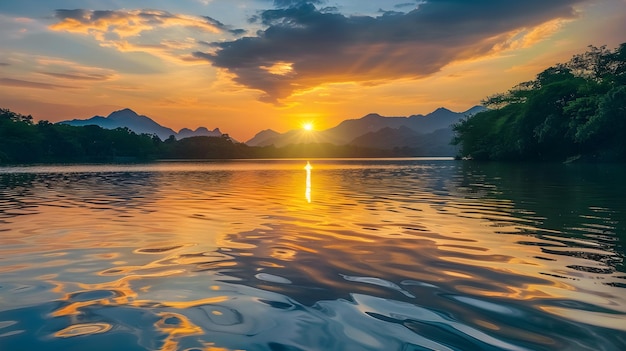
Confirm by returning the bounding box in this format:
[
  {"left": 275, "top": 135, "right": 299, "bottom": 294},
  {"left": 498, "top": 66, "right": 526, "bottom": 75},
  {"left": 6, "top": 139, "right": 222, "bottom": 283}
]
[
  {"left": 195, "top": 0, "right": 589, "bottom": 103},
  {"left": 0, "top": 77, "right": 77, "bottom": 90},
  {"left": 37, "top": 71, "right": 114, "bottom": 81}
]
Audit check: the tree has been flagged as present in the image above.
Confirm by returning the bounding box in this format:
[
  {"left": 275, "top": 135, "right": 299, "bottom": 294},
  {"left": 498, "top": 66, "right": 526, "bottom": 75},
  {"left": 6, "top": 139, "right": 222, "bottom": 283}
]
[
  {"left": 453, "top": 42, "right": 626, "bottom": 162},
  {"left": 575, "top": 86, "right": 626, "bottom": 158}
]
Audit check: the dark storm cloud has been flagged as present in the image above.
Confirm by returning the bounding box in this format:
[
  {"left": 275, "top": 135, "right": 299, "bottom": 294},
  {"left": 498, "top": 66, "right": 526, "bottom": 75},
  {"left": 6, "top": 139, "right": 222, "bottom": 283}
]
[{"left": 195, "top": 0, "right": 589, "bottom": 103}]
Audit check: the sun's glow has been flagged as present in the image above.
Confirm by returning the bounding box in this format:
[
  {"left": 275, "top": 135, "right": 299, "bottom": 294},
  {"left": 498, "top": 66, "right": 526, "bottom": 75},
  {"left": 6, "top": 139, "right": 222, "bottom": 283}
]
[{"left": 303, "top": 122, "right": 314, "bottom": 131}]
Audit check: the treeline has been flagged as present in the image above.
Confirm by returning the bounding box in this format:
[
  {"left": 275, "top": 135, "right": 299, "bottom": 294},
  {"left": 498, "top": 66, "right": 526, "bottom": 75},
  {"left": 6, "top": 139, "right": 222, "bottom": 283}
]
[
  {"left": 1, "top": 109, "right": 162, "bottom": 163},
  {"left": 453, "top": 43, "right": 626, "bottom": 162},
  {"left": 0, "top": 108, "right": 402, "bottom": 164}
]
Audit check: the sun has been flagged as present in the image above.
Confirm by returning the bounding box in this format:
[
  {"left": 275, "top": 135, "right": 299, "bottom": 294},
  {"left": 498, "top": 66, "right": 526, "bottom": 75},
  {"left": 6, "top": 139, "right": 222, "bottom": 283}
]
[{"left": 303, "top": 122, "right": 314, "bottom": 131}]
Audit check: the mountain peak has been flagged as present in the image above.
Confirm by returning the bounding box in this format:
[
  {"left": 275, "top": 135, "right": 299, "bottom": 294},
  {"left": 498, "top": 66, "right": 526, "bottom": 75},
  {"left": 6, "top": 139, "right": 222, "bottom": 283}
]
[
  {"left": 108, "top": 108, "right": 139, "bottom": 120},
  {"left": 177, "top": 126, "right": 223, "bottom": 139},
  {"left": 245, "top": 129, "right": 281, "bottom": 146},
  {"left": 363, "top": 113, "right": 383, "bottom": 119},
  {"left": 464, "top": 105, "right": 487, "bottom": 115}
]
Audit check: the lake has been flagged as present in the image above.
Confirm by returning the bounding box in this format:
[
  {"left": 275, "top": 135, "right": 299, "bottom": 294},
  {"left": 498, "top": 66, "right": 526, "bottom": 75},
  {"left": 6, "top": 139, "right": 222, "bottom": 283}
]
[{"left": 1, "top": 158, "right": 625, "bottom": 350}]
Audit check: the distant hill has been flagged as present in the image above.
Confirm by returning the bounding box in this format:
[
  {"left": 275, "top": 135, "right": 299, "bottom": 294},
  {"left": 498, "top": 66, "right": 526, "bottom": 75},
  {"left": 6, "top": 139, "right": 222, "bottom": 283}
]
[
  {"left": 178, "top": 127, "right": 223, "bottom": 139},
  {"left": 326, "top": 107, "right": 474, "bottom": 143},
  {"left": 349, "top": 125, "right": 420, "bottom": 149},
  {"left": 245, "top": 129, "right": 282, "bottom": 146},
  {"left": 350, "top": 126, "right": 458, "bottom": 156},
  {"left": 59, "top": 108, "right": 225, "bottom": 141},
  {"left": 246, "top": 106, "right": 486, "bottom": 156}
]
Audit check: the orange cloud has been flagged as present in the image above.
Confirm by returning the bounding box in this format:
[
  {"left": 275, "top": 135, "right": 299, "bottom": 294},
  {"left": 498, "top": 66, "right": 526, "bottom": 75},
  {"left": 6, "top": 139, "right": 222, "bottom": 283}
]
[
  {"left": 29, "top": 55, "right": 119, "bottom": 83},
  {"left": 0, "top": 77, "right": 78, "bottom": 90},
  {"left": 48, "top": 9, "right": 233, "bottom": 63},
  {"left": 493, "top": 18, "right": 573, "bottom": 53},
  {"left": 50, "top": 9, "right": 222, "bottom": 39}
]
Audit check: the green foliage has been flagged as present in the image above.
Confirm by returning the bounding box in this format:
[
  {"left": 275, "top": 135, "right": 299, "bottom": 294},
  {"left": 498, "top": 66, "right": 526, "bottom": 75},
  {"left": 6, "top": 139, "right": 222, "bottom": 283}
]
[
  {"left": 0, "top": 113, "right": 162, "bottom": 164},
  {"left": 161, "top": 135, "right": 253, "bottom": 159},
  {"left": 575, "top": 85, "right": 626, "bottom": 157},
  {"left": 0, "top": 109, "right": 41, "bottom": 163},
  {"left": 0, "top": 108, "right": 34, "bottom": 124},
  {"left": 454, "top": 43, "right": 626, "bottom": 162}
]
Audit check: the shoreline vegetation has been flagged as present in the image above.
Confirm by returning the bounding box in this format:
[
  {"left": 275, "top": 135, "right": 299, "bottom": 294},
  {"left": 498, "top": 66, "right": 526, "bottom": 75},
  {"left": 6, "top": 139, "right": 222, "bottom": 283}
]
[
  {"left": 0, "top": 110, "right": 419, "bottom": 164},
  {"left": 453, "top": 43, "right": 626, "bottom": 162},
  {"left": 2, "top": 43, "right": 624, "bottom": 165}
]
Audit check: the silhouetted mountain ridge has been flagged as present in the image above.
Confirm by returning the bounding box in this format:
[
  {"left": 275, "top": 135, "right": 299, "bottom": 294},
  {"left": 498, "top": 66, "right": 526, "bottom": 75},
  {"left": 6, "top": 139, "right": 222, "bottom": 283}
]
[
  {"left": 59, "top": 108, "right": 225, "bottom": 141},
  {"left": 58, "top": 106, "right": 486, "bottom": 156},
  {"left": 178, "top": 127, "right": 223, "bottom": 139},
  {"left": 245, "top": 129, "right": 282, "bottom": 147},
  {"left": 246, "top": 106, "right": 486, "bottom": 156}
]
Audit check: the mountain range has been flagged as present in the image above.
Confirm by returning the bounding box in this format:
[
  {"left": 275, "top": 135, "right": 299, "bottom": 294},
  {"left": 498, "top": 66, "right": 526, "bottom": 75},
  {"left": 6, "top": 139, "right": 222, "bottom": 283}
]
[
  {"left": 59, "top": 105, "right": 486, "bottom": 156},
  {"left": 246, "top": 106, "right": 486, "bottom": 155},
  {"left": 59, "top": 108, "right": 223, "bottom": 141}
]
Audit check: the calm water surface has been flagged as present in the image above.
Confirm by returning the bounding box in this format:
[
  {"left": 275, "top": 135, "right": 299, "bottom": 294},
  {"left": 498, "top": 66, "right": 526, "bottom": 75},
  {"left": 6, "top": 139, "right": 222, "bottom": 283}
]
[{"left": 1, "top": 158, "right": 625, "bottom": 350}]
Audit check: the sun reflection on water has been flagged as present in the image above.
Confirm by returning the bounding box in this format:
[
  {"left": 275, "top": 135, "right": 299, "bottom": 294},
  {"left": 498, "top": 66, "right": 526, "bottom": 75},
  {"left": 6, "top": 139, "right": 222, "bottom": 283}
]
[{"left": 304, "top": 161, "right": 312, "bottom": 203}]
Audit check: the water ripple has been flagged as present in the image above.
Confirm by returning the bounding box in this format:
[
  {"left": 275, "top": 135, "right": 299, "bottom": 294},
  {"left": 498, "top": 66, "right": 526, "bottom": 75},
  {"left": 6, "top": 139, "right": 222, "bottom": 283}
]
[
  {"left": 54, "top": 323, "right": 112, "bottom": 338},
  {"left": 1, "top": 160, "right": 625, "bottom": 350}
]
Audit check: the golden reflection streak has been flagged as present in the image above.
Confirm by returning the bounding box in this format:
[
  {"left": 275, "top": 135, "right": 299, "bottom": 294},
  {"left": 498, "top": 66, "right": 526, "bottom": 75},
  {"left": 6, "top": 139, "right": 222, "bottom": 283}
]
[
  {"left": 49, "top": 273, "right": 231, "bottom": 349},
  {"left": 155, "top": 312, "right": 203, "bottom": 351},
  {"left": 54, "top": 323, "right": 112, "bottom": 338},
  {"left": 50, "top": 270, "right": 230, "bottom": 317},
  {"left": 304, "top": 161, "right": 312, "bottom": 203}
]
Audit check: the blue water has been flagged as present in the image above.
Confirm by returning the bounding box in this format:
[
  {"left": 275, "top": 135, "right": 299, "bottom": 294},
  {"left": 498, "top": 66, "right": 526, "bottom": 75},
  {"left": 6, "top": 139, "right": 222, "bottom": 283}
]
[{"left": 0, "top": 159, "right": 625, "bottom": 350}]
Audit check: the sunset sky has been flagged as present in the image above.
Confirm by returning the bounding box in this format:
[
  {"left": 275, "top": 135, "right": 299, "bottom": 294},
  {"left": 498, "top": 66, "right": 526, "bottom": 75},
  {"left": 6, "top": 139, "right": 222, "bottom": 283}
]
[{"left": 1, "top": 0, "right": 624, "bottom": 141}]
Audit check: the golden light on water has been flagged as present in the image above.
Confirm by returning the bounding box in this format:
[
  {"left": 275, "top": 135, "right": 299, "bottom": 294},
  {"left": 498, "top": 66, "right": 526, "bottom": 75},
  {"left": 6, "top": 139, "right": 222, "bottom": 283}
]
[
  {"left": 305, "top": 161, "right": 312, "bottom": 203},
  {"left": 2, "top": 161, "right": 626, "bottom": 350},
  {"left": 54, "top": 323, "right": 112, "bottom": 338}
]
